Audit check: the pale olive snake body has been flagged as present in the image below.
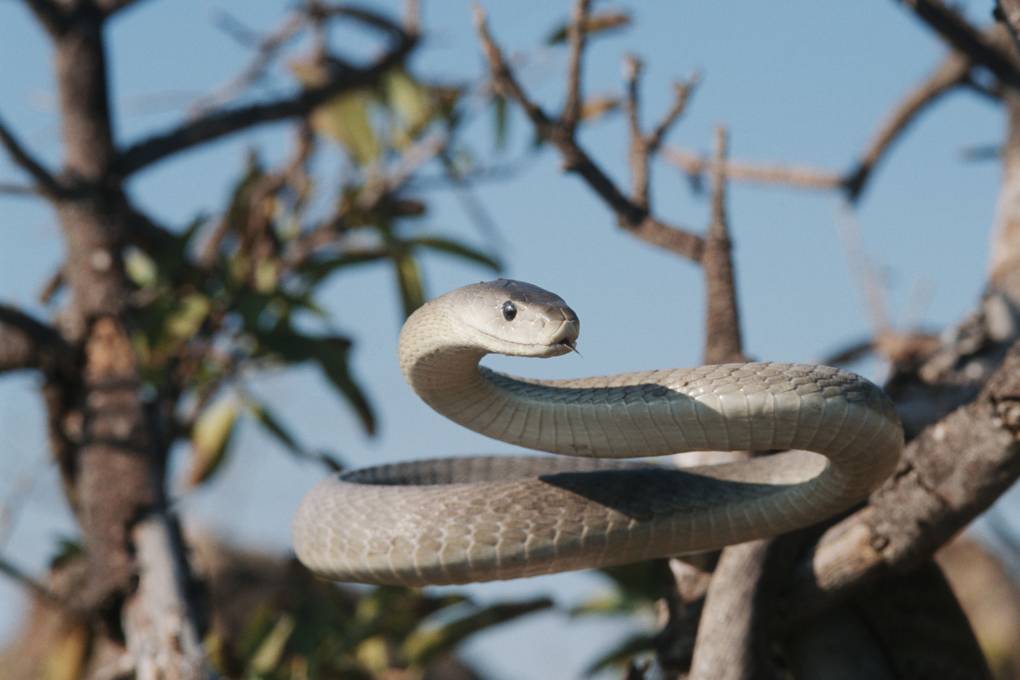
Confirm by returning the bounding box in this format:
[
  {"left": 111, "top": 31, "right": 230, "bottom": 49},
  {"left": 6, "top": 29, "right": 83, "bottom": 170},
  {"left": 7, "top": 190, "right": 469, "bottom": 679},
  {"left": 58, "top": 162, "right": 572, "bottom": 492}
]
[{"left": 293, "top": 280, "right": 903, "bottom": 586}]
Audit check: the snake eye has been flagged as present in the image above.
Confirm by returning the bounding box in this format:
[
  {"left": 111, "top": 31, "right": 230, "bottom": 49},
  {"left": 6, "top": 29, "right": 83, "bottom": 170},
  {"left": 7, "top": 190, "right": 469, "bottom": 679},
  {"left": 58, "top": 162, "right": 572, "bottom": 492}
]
[{"left": 501, "top": 300, "right": 517, "bottom": 321}]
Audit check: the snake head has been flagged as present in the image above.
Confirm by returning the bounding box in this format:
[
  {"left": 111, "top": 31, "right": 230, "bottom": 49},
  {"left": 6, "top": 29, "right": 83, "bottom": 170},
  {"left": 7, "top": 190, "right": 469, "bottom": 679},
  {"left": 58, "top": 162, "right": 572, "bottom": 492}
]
[{"left": 443, "top": 279, "right": 580, "bottom": 358}]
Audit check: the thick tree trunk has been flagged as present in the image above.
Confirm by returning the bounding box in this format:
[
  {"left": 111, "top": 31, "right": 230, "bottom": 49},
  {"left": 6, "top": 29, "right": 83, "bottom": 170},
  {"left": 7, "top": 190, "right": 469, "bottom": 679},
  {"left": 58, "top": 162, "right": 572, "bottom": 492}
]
[{"left": 42, "top": 6, "right": 208, "bottom": 677}]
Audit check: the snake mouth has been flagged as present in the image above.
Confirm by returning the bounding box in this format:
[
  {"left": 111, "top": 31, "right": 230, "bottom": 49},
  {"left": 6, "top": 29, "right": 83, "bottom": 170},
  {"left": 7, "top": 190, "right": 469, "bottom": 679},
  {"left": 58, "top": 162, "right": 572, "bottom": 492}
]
[{"left": 549, "top": 318, "right": 580, "bottom": 355}]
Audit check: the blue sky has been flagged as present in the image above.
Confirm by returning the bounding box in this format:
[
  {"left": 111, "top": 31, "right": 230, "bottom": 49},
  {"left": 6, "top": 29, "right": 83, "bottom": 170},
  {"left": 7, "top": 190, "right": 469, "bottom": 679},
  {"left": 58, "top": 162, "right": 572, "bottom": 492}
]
[{"left": 0, "top": 1, "right": 1016, "bottom": 677}]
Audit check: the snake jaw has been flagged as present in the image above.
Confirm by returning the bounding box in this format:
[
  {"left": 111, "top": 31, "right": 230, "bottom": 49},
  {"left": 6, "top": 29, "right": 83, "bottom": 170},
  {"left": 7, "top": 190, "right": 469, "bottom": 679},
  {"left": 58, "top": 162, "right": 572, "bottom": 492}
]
[{"left": 548, "top": 318, "right": 580, "bottom": 356}]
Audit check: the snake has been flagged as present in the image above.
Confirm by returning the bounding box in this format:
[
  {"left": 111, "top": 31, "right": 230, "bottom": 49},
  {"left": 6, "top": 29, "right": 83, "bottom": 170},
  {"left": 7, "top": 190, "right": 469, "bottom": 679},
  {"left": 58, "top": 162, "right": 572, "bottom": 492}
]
[{"left": 293, "top": 279, "right": 903, "bottom": 586}]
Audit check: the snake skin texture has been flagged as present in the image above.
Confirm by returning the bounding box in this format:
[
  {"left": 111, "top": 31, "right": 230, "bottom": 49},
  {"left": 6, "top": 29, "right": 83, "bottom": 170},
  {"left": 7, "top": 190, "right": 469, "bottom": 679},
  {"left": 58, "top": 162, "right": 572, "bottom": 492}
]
[{"left": 293, "top": 280, "right": 903, "bottom": 586}]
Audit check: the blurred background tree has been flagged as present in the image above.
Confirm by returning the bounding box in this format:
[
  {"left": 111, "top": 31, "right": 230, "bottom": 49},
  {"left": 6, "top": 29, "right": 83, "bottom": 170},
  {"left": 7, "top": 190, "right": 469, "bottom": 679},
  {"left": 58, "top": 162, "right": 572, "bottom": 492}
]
[{"left": 0, "top": 1, "right": 1019, "bottom": 679}]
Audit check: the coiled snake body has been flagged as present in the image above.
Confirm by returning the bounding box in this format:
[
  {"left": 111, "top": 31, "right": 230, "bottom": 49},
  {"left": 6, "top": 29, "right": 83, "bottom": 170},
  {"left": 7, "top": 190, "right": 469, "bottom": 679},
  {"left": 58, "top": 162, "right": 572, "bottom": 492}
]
[{"left": 293, "top": 280, "right": 903, "bottom": 586}]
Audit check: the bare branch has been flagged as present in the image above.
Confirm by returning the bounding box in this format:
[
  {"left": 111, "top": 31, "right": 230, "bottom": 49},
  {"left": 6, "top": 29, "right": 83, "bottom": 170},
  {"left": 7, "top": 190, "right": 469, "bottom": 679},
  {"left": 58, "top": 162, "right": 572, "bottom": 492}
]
[
  {"left": 647, "top": 75, "right": 700, "bottom": 154},
  {"left": 473, "top": 5, "right": 704, "bottom": 261},
  {"left": 784, "top": 338, "right": 1020, "bottom": 624},
  {"left": 0, "top": 555, "right": 69, "bottom": 609},
  {"left": 0, "top": 115, "right": 64, "bottom": 197},
  {"left": 665, "top": 147, "right": 843, "bottom": 191},
  {"left": 0, "top": 182, "right": 40, "bottom": 197},
  {"left": 474, "top": 7, "right": 557, "bottom": 132},
  {"left": 191, "top": 12, "right": 306, "bottom": 114},
  {"left": 123, "top": 517, "right": 213, "bottom": 679},
  {"left": 116, "top": 20, "right": 416, "bottom": 176},
  {"left": 898, "top": 0, "right": 1020, "bottom": 91},
  {"left": 624, "top": 59, "right": 698, "bottom": 210},
  {"left": 996, "top": 0, "right": 1020, "bottom": 54},
  {"left": 837, "top": 207, "right": 891, "bottom": 337},
  {"left": 96, "top": 0, "right": 150, "bottom": 19},
  {"left": 0, "top": 304, "right": 70, "bottom": 375},
  {"left": 20, "top": 0, "right": 66, "bottom": 36},
  {"left": 623, "top": 55, "right": 648, "bottom": 207},
  {"left": 314, "top": 3, "right": 416, "bottom": 41},
  {"left": 561, "top": 0, "right": 593, "bottom": 134},
  {"left": 844, "top": 48, "right": 972, "bottom": 200},
  {"left": 702, "top": 127, "right": 745, "bottom": 364},
  {"left": 689, "top": 541, "right": 776, "bottom": 680},
  {"left": 666, "top": 47, "right": 970, "bottom": 201}
]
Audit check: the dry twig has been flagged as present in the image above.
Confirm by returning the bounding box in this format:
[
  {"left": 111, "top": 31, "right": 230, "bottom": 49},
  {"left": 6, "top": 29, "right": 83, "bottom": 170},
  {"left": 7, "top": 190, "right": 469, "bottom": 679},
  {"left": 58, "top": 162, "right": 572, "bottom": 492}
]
[
  {"left": 473, "top": 3, "right": 704, "bottom": 261},
  {"left": 116, "top": 8, "right": 417, "bottom": 176},
  {"left": 0, "top": 115, "right": 64, "bottom": 197}
]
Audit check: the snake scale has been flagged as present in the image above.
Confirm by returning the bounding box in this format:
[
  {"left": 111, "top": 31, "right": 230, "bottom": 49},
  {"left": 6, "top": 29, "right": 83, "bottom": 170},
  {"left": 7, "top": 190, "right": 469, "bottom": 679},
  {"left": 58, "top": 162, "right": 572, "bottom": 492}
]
[{"left": 293, "top": 280, "right": 903, "bottom": 586}]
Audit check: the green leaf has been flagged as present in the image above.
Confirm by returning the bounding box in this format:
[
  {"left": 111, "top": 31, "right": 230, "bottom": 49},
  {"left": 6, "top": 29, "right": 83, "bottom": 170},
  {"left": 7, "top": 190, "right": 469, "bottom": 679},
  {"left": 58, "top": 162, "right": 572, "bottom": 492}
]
[
  {"left": 166, "top": 294, "right": 210, "bottom": 340},
  {"left": 298, "top": 249, "right": 391, "bottom": 285},
  {"left": 312, "top": 337, "right": 376, "bottom": 435},
  {"left": 125, "top": 247, "right": 157, "bottom": 288},
  {"left": 247, "top": 399, "right": 344, "bottom": 471},
  {"left": 252, "top": 327, "right": 375, "bottom": 435},
  {"left": 545, "top": 11, "right": 632, "bottom": 45},
  {"left": 314, "top": 90, "right": 381, "bottom": 165},
  {"left": 402, "top": 597, "right": 553, "bottom": 667},
  {"left": 188, "top": 393, "right": 240, "bottom": 486},
  {"left": 597, "top": 559, "right": 675, "bottom": 603},
  {"left": 249, "top": 613, "right": 296, "bottom": 674},
  {"left": 493, "top": 93, "right": 509, "bottom": 151},
  {"left": 224, "top": 154, "right": 266, "bottom": 239},
  {"left": 569, "top": 591, "right": 636, "bottom": 618},
  {"left": 385, "top": 68, "right": 433, "bottom": 143},
  {"left": 393, "top": 251, "right": 425, "bottom": 318},
  {"left": 407, "top": 236, "right": 502, "bottom": 272},
  {"left": 248, "top": 400, "right": 303, "bottom": 454}
]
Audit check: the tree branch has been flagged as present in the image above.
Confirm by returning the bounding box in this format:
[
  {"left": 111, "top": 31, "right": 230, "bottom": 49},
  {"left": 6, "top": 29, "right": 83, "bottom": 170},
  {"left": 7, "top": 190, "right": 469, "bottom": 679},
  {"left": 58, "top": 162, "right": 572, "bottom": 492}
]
[
  {"left": 0, "top": 554, "right": 70, "bottom": 610},
  {"left": 473, "top": 5, "right": 704, "bottom": 261},
  {"left": 647, "top": 76, "right": 699, "bottom": 156},
  {"left": 844, "top": 47, "right": 973, "bottom": 200},
  {"left": 702, "top": 127, "right": 745, "bottom": 364},
  {"left": 665, "top": 147, "right": 843, "bottom": 191},
  {"left": 0, "top": 181, "right": 40, "bottom": 197},
  {"left": 898, "top": 0, "right": 1020, "bottom": 91},
  {"left": 783, "top": 338, "right": 1020, "bottom": 624},
  {"left": 96, "top": 0, "right": 150, "bottom": 19},
  {"left": 561, "top": 0, "right": 593, "bottom": 134},
  {"left": 115, "top": 22, "right": 416, "bottom": 176},
  {"left": 0, "top": 115, "right": 64, "bottom": 198},
  {"left": 666, "top": 45, "right": 973, "bottom": 202},
  {"left": 996, "top": 0, "right": 1020, "bottom": 54},
  {"left": 191, "top": 12, "right": 305, "bottom": 114},
  {"left": 623, "top": 55, "right": 649, "bottom": 207},
  {"left": 20, "top": 0, "right": 66, "bottom": 36},
  {"left": 0, "top": 304, "right": 70, "bottom": 375},
  {"left": 689, "top": 541, "right": 777, "bottom": 680}
]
